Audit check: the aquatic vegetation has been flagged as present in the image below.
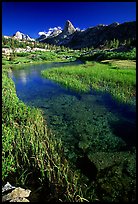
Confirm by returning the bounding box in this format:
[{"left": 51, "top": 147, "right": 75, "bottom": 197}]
[
  {"left": 28, "top": 93, "right": 136, "bottom": 202},
  {"left": 2, "top": 72, "right": 94, "bottom": 202},
  {"left": 33, "top": 95, "right": 133, "bottom": 158},
  {"left": 2, "top": 55, "right": 136, "bottom": 201},
  {"left": 89, "top": 151, "right": 136, "bottom": 202},
  {"left": 42, "top": 61, "right": 136, "bottom": 104}
]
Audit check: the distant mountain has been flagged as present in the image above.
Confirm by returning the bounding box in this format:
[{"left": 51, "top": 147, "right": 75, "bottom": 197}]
[
  {"left": 5, "top": 20, "right": 136, "bottom": 49},
  {"left": 37, "top": 27, "right": 62, "bottom": 42},
  {"left": 37, "top": 20, "right": 136, "bottom": 49},
  {"left": 36, "top": 20, "right": 77, "bottom": 43},
  {"left": 13, "top": 31, "right": 35, "bottom": 41},
  {"left": 36, "top": 20, "right": 76, "bottom": 42}
]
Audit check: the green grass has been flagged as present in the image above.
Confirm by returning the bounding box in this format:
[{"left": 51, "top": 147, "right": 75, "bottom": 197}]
[
  {"left": 2, "top": 69, "right": 92, "bottom": 202},
  {"left": 2, "top": 50, "right": 78, "bottom": 68},
  {"left": 101, "top": 59, "right": 136, "bottom": 69},
  {"left": 42, "top": 60, "right": 136, "bottom": 104},
  {"left": 2, "top": 51, "right": 77, "bottom": 73},
  {"left": 79, "top": 48, "right": 136, "bottom": 62}
]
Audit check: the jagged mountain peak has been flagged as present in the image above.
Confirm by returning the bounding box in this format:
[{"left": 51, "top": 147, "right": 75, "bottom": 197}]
[
  {"left": 13, "top": 31, "right": 35, "bottom": 41},
  {"left": 13, "top": 31, "right": 23, "bottom": 39},
  {"left": 62, "top": 20, "right": 76, "bottom": 35}
]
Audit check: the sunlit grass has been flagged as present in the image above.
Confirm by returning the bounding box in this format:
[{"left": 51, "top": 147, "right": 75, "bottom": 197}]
[
  {"left": 42, "top": 61, "right": 136, "bottom": 104},
  {"left": 2, "top": 71, "right": 91, "bottom": 201},
  {"left": 2, "top": 50, "right": 77, "bottom": 68},
  {"left": 101, "top": 59, "right": 136, "bottom": 69}
]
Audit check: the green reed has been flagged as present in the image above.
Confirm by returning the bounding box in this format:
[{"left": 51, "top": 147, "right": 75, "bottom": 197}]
[
  {"left": 2, "top": 70, "right": 92, "bottom": 201},
  {"left": 42, "top": 60, "right": 136, "bottom": 104}
]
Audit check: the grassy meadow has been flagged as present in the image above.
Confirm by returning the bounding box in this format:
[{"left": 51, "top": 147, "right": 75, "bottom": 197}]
[
  {"left": 42, "top": 60, "right": 136, "bottom": 104},
  {"left": 2, "top": 46, "right": 136, "bottom": 201},
  {"left": 2, "top": 49, "right": 80, "bottom": 68}
]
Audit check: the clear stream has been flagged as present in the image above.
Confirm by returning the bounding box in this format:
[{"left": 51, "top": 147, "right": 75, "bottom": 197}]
[{"left": 8, "top": 61, "right": 136, "bottom": 201}]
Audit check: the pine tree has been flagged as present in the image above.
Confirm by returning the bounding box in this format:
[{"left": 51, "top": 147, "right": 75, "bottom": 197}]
[
  {"left": 116, "top": 39, "right": 119, "bottom": 48},
  {"left": 11, "top": 38, "right": 16, "bottom": 57},
  {"left": 123, "top": 39, "right": 127, "bottom": 45},
  {"left": 126, "top": 38, "right": 131, "bottom": 47},
  {"left": 61, "top": 45, "right": 65, "bottom": 51},
  {"left": 109, "top": 40, "right": 113, "bottom": 49},
  {"left": 113, "top": 38, "right": 116, "bottom": 48},
  {"left": 85, "top": 47, "right": 89, "bottom": 52}
]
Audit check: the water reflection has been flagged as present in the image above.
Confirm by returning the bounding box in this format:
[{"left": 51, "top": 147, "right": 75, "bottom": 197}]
[
  {"left": 8, "top": 70, "right": 13, "bottom": 78},
  {"left": 19, "top": 70, "right": 27, "bottom": 84}
]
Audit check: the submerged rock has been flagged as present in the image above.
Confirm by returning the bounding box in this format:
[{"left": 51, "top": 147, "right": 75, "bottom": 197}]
[
  {"left": 89, "top": 151, "right": 136, "bottom": 202},
  {"left": 76, "top": 154, "right": 98, "bottom": 181}
]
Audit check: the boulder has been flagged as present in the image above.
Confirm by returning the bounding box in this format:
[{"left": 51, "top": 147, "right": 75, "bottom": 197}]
[{"left": 2, "top": 183, "right": 31, "bottom": 202}]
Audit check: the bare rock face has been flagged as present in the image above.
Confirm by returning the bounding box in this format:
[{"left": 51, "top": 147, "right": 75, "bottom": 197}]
[
  {"left": 2, "top": 183, "right": 31, "bottom": 202},
  {"left": 13, "top": 31, "right": 35, "bottom": 41},
  {"left": 51, "top": 28, "right": 62, "bottom": 37},
  {"left": 13, "top": 31, "right": 23, "bottom": 40},
  {"left": 62, "top": 20, "right": 76, "bottom": 35}
]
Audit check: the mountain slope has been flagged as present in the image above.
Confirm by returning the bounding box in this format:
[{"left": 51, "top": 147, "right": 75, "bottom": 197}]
[{"left": 39, "top": 20, "right": 136, "bottom": 49}]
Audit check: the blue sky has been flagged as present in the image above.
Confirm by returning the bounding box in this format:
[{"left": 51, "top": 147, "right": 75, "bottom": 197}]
[{"left": 2, "top": 2, "right": 136, "bottom": 39}]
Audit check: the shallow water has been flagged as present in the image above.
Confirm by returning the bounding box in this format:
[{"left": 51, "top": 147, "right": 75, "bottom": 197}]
[{"left": 8, "top": 61, "right": 136, "bottom": 201}]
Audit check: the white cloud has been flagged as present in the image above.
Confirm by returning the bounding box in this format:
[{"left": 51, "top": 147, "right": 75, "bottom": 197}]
[
  {"left": 38, "top": 26, "right": 63, "bottom": 37},
  {"left": 76, "top": 27, "right": 80, "bottom": 31},
  {"left": 38, "top": 31, "right": 47, "bottom": 36}
]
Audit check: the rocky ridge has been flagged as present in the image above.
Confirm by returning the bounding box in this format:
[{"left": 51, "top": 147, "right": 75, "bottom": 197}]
[{"left": 39, "top": 20, "right": 136, "bottom": 49}]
